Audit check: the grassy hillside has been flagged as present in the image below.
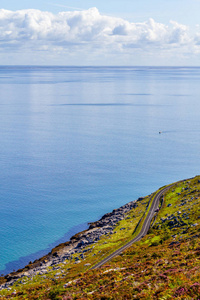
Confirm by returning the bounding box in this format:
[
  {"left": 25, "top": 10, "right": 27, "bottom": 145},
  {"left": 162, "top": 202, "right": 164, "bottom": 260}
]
[{"left": 0, "top": 176, "right": 200, "bottom": 299}]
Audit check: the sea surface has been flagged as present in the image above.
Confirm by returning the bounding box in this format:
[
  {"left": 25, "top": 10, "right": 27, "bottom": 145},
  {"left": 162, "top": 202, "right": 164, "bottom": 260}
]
[{"left": 0, "top": 66, "right": 200, "bottom": 274}]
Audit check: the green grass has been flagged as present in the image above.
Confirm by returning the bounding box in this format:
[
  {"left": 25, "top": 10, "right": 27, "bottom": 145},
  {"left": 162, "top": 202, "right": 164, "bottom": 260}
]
[{"left": 1, "top": 176, "right": 200, "bottom": 299}]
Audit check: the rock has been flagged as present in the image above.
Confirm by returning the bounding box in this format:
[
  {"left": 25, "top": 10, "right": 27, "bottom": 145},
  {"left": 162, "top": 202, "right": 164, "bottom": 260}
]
[
  {"left": 169, "top": 241, "right": 180, "bottom": 246},
  {"left": 79, "top": 254, "right": 84, "bottom": 259},
  {"left": 76, "top": 239, "right": 89, "bottom": 248},
  {"left": 0, "top": 196, "right": 143, "bottom": 290},
  {"left": 137, "top": 197, "right": 144, "bottom": 201},
  {"left": 168, "top": 220, "right": 175, "bottom": 227}
]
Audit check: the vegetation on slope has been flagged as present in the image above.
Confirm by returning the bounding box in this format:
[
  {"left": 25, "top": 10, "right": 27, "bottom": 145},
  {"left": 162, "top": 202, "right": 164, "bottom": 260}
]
[{"left": 0, "top": 176, "right": 200, "bottom": 299}]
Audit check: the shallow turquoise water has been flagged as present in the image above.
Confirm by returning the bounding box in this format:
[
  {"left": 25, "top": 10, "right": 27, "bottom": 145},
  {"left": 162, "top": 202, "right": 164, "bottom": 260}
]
[{"left": 0, "top": 66, "right": 200, "bottom": 274}]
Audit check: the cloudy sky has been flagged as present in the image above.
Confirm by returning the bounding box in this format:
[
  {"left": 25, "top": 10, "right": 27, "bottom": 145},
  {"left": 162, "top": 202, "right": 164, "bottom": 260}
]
[{"left": 1, "top": 0, "right": 200, "bottom": 65}]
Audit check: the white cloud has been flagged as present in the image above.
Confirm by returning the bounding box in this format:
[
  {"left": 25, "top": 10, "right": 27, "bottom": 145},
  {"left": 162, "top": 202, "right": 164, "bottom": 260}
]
[{"left": 0, "top": 7, "right": 199, "bottom": 64}]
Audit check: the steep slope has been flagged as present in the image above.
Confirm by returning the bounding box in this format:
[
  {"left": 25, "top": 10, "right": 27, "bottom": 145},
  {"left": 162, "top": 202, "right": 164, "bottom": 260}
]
[{"left": 0, "top": 176, "right": 200, "bottom": 299}]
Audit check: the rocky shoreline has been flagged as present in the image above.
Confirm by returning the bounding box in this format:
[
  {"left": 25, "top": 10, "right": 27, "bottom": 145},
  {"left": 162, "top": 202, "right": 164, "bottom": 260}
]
[{"left": 0, "top": 197, "right": 143, "bottom": 290}]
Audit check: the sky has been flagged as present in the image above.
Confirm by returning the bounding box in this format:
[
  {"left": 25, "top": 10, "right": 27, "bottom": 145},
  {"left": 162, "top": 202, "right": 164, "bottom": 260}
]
[{"left": 1, "top": 0, "right": 200, "bottom": 65}]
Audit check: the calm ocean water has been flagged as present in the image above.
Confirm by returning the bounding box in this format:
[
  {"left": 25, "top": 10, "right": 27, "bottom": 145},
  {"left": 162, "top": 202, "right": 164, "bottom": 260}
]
[{"left": 0, "top": 66, "right": 200, "bottom": 274}]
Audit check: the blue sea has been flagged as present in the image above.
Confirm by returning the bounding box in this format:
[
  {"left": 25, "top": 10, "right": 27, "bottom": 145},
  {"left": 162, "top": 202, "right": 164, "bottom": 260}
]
[{"left": 0, "top": 66, "right": 200, "bottom": 274}]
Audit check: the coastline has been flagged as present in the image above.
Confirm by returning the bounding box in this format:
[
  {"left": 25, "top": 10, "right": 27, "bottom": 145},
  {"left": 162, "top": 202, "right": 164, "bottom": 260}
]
[
  {"left": 0, "top": 222, "right": 89, "bottom": 276},
  {"left": 0, "top": 196, "right": 143, "bottom": 289}
]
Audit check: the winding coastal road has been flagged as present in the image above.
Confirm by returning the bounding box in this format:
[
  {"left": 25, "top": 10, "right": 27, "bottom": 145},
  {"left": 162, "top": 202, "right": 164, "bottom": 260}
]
[{"left": 91, "top": 185, "right": 172, "bottom": 270}]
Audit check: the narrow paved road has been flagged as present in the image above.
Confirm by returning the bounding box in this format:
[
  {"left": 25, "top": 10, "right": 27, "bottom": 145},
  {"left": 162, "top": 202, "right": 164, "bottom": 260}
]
[{"left": 91, "top": 185, "right": 172, "bottom": 270}]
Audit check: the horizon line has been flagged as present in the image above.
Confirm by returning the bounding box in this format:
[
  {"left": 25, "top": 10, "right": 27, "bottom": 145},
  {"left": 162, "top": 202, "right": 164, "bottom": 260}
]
[{"left": 0, "top": 65, "right": 200, "bottom": 68}]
